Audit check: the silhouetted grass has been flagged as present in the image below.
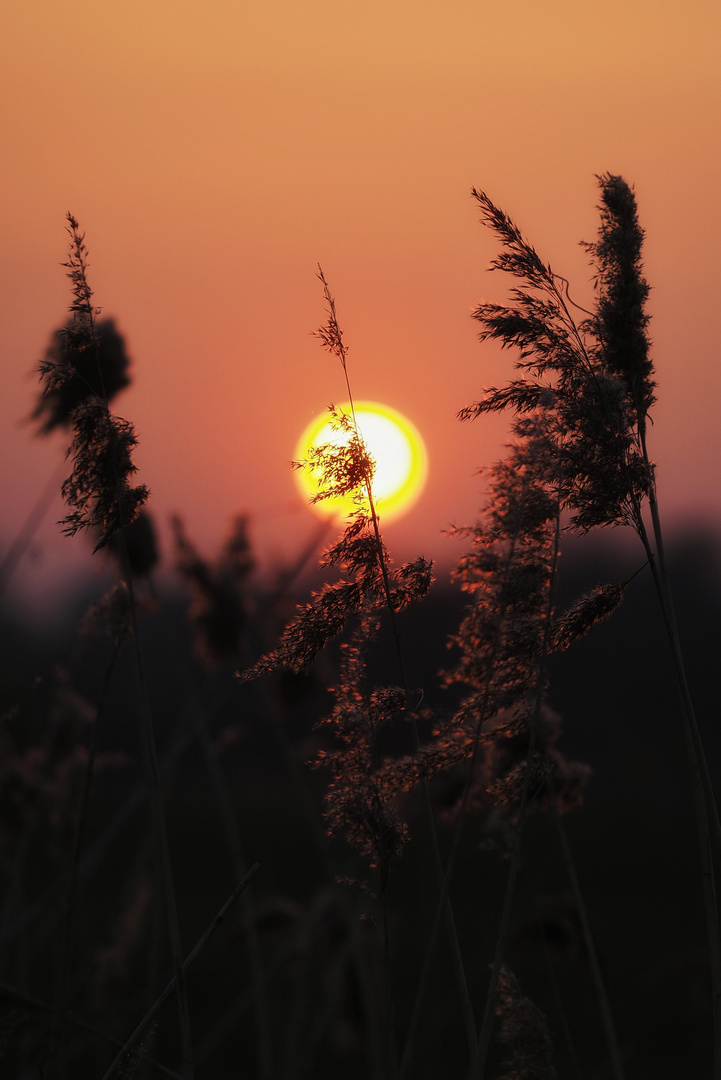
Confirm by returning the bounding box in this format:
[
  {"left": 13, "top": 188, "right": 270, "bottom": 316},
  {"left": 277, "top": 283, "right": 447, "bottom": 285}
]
[{"left": 0, "top": 182, "right": 718, "bottom": 1080}]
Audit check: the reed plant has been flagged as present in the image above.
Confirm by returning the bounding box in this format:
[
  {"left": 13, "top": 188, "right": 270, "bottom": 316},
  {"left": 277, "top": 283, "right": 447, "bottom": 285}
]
[{"left": 0, "top": 179, "right": 717, "bottom": 1079}]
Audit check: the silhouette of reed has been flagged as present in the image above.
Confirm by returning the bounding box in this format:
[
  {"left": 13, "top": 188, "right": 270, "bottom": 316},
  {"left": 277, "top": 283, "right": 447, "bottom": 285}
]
[
  {"left": 459, "top": 175, "right": 718, "bottom": 1079},
  {"left": 0, "top": 184, "right": 717, "bottom": 1080}
]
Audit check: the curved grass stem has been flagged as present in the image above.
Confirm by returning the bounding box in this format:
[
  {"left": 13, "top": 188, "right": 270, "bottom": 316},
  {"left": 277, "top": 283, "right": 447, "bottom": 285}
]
[
  {"left": 636, "top": 438, "right": 721, "bottom": 1078},
  {"left": 101, "top": 864, "right": 260, "bottom": 1080}
]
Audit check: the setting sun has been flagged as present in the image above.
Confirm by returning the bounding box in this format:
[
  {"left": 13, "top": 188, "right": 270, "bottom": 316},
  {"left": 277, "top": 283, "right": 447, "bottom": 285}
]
[{"left": 294, "top": 401, "right": 428, "bottom": 522}]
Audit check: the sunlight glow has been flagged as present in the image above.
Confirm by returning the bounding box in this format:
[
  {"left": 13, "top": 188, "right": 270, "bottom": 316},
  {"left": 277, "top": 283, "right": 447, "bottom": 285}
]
[{"left": 294, "top": 401, "right": 428, "bottom": 522}]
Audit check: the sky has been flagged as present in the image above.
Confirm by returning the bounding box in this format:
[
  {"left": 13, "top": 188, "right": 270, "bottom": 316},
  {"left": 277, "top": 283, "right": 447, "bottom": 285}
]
[{"left": 1, "top": 0, "right": 720, "bottom": 615}]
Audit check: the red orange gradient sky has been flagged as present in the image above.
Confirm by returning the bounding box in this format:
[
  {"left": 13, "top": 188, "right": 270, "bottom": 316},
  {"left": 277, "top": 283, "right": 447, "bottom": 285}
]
[{"left": 1, "top": 0, "right": 720, "bottom": 615}]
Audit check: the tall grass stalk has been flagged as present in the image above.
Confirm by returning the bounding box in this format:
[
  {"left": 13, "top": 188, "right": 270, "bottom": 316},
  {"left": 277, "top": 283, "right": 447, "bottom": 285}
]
[
  {"left": 312, "top": 268, "right": 477, "bottom": 1065},
  {"left": 245, "top": 268, "right": 475, "bottom": 1074},
  {"left": 44, "top": 215, "right": 194, "bottom": 1076},
  {"left": 45, "top": 639, "right": 122, "bottom": 1077},
  {"left": 549, "top": 789, "right": 626, "bottom": 1080},
  {"left": 466, "top": 175, "right": 720, "bottom": 1074},
  {"left": 100, "top": 862, "right": 260, "bottom": 1080},
  {"left": 471, "top": 507, "right": 562, "bottom": 1080},
  {"left": 398, "top": 516, "right": 528, "bottom": 1080},
  {"left": 0, "top": 981, "right": 183, "bottom": 1079},
  {"left": 183, "top": 693, "right": 273, "bottom": 1079}
]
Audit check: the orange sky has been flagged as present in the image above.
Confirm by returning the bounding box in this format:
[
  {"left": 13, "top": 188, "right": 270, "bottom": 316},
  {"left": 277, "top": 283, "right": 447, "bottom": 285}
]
[{"left": 1, "top": 0, "right": 720, "bottom": 615}]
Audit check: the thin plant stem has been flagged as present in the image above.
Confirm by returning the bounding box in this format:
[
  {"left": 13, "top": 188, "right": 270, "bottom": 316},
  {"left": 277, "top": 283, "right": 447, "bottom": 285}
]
[
  {"left": 471, "top": 509, "right": 562, "bottom": 1080},
  {"left": 100, "top": 863, "right": 260, "bottom": 1080},
  {"left": 640, "top": 452, "right": 721, "bottom": 852},
  {"left": 183, "top": 689, "right": 274, "bottom": 1080},
  {"left": 558, "top": 215, "right": 721, "bottom": 1071},
  {"left": 260, "top": 680, "right": 336, "bottom": 880},
  {"left": 533, "top": 901, "right": 582, "bottom": 1078},
  {"left": 380, "top": 869, "right": 397, "bottom": 1080},
  {"left": 471, "top": 733, "right": 535, "bottom": 1080},
  {"left": 471, "top": 182, "right": 720, "bottom": 1072},
  {"left": 194, "top": 932, "right": 302, "bottom": 1066},
  {"left": 45, "top": 639, "right": 122, "bottom": 1077},
  {"left": 1, "top": 676, "right": 239, "bottom": 946},
  {"left": 0, "top": 981, "right": 183, "bottom": 1079},
  {"left": 550, "top": 786, "right": 625, "bottom": 1080},
  {"left": 65, "top": 220, "right": 195, "bottom": 1077},
  {"left": 280, "top": 922, "right": 317, "bottom": 1080},
  {"left": 365, "top": 461, "right": 474, "bottom": 1068},
  {"left": 0, "top": 458, "right": 65, "bottom": 597},
  {"left": 315, "top": 267, "right": 475, "bottom": 1064},
  {"left": 352, "top": 920, "right": 387, "bottom": 1080},
  {"left": 398, "top": 530, "right": 525, "bottom": 1080},
  {"left": 634, "top": 438, "right": 721, "bottom": 1075},
  {"left": 125, "top": 573, "right": 194, "bottom": 1078}
]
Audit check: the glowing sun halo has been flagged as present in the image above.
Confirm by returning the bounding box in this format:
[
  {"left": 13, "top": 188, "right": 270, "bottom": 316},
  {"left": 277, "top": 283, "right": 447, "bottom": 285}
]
[{"left": 294, "top": 402, "right": 428, "bottom": 522}]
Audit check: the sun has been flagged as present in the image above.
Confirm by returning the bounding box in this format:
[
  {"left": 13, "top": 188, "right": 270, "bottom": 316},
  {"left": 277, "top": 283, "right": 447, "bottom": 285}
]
[{"left": 294, "top": 401, "right": 428, "bottom": 522}]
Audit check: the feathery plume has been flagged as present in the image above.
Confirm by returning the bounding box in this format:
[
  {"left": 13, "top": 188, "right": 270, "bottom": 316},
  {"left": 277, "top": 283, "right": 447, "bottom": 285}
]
[{"left": 43, "top": 215, "right": 148, "bottom": 552}]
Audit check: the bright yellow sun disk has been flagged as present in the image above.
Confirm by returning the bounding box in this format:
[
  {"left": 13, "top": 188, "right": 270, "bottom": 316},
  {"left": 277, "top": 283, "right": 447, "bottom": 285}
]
[{"left": 294, "top": 401, "right": 428, "bottom": 522}]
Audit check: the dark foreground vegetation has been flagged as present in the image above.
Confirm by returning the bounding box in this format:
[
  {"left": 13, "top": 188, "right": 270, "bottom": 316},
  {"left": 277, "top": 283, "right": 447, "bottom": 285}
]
[{"left": 1, "top": 179, "right": 719, "bottom": 1079}]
